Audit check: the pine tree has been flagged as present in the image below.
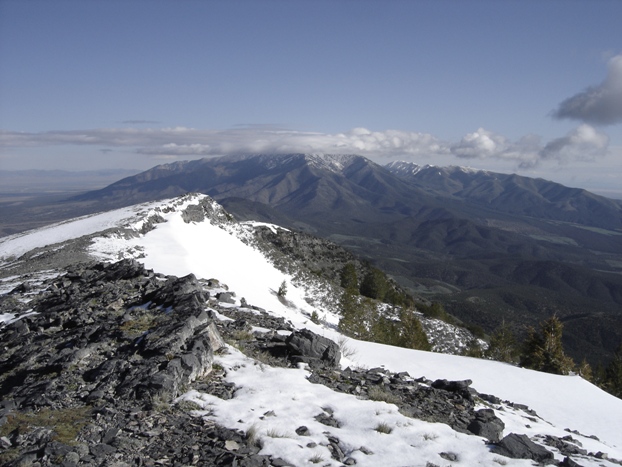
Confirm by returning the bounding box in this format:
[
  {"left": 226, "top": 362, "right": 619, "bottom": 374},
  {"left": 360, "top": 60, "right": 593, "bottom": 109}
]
[
  {"left": 338, "top": 292, "right": 374, "bottom": 340},
  {"left": 396, "top": 308, "right": 431, "bottom": 351},
  {"left": 605, "top": 343, "right": 622, "bottom": 398},
  {"left": 359, "top": 267, "right": 389, "bottom": 300},
  {"left": 520, "top": 315, "right": 575, "bottom": 375},
  {"left": 340, "top": 263, "right": 359, "bottom": 292},
  {"left": 577, "top": 358, "right": 593, "bottom": 382},
  {"left": 486, "top": 321, "right": 519, "bottom": 363},
  {"left": 463, "top": 339, "right": 485, "bottom": 358}
]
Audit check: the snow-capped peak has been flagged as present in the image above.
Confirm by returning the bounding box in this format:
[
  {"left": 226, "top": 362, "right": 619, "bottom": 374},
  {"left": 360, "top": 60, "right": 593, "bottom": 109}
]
[
  {"left": 384, "top": 160, "right": 425, "bottom": 175},
  {"left": 303, "top": 153, "right": 361, "bottom": 173}
]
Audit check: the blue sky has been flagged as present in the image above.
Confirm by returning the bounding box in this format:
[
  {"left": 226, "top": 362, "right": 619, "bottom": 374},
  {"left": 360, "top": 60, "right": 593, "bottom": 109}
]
[{"left": 1, "top": 0, "right": 621, "bottom": 196}]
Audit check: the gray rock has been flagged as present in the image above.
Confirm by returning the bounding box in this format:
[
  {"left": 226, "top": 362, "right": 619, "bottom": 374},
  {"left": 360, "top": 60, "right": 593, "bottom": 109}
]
[
  {"left": 295, "top": 426, "right": 310, "bottom": 436},
  {"left": 467, "top": 408, "right": 505, "bottom": 442},
  {"left": 216, "top": 292, "right": 236, "bottom": 304},
  {"left": 285, "top": 328, "right": 340, "bottom": 368},
  {"left": 431, "top": 379, "right": 472, "bottom": 392},
  {"left": 491, "top": 433, "right": 554, "bottom": 462},
  {"left": 440, "top": 452, "right": 458, "bottom": 461}
]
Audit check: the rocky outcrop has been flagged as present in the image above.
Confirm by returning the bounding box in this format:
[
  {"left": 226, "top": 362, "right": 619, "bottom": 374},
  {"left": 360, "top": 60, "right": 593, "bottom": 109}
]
[
  {"left": 491, "top": 433, "right": 555, "bottom": 463},
  {"left": 1, "top": 258, "right": 618, "bottom": 467},
  {"left": 306, "top": 365, "right": 505, "bottom": 437},
  {"left": 0, "top": 260, "right": 283, "bottom": 466}
]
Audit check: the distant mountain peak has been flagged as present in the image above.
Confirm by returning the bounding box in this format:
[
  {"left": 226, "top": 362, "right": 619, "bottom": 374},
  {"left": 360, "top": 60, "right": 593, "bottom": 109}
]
[
  {"left": 385, "top": 160, "right": 489, "bottom": 177},
  {"left": 303, "top": 153, "right": 362, "bottom": 172},
  {"left": 211, "top": 153, "right": 366, "bottom": 173},
  {"left": 385, "top": 160, "right": 425, "bottom": 175}
]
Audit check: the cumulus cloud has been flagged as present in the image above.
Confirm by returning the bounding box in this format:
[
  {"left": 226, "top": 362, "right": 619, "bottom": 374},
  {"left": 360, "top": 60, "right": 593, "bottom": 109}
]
[
  {"left": 449, "top": 125, "right": 609, "bottom": 168},
  {"left": 450, "top": 128, "right": 541, "bottom": 167},
  {"left": 552, "top": 54, "right": 622, "bottom": 125},
  {"left": 540, "top": 124, "right": 609, "bottom": 163}
]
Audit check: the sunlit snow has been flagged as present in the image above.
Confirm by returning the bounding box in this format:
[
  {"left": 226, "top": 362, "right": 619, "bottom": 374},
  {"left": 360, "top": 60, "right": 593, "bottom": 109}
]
[{"left": 2, "top": 193, "right": 621, "bottom": 466}]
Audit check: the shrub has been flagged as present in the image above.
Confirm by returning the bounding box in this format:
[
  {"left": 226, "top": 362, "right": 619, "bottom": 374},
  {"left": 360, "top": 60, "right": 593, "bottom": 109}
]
[
  {"left": 374, "top": 422, "right": 393, "bottom": 434},
  {"left": 337, "top": 336, "right": 358, "bottom": 359},
  {"left": 310, "top": 310, "right": 320, "bottom": 324}
]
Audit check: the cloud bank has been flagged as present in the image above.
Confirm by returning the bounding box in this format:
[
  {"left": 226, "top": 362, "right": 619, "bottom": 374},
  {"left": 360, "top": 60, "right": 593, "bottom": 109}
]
[
  {"left": 0, "top": 125, "right": 610, "bottom": 169},
  {"left": 553, "top": 54, "right": 622, "bottom": 125},
  {"left": 449, "top": 125, "right": 609, "bottom": 168}
]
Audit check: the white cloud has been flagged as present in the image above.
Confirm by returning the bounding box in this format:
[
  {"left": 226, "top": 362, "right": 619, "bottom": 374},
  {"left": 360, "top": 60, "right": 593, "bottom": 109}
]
[
  {"left": 450, "top": 128, "right": 541, "bottom": 167},
  {"left": 449, "top": 125, "right": 610, "bottom": 169},
  {"left": 0, "top": 127, "right": 449, "bottom": 159},
  {"left": 0, "top": 125, "right": 610, "bottom": 171},
  {"left": 553, "top": 53, "right": 622, "bottom": 125},
  {"left": 540, "top": 124, "right": 609, "bottom": 163}
]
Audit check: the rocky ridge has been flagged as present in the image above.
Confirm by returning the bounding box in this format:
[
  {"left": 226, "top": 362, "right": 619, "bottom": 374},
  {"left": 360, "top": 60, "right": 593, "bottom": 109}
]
[{"left": 1, "top": 259, "right": 619, "bottom": 467}]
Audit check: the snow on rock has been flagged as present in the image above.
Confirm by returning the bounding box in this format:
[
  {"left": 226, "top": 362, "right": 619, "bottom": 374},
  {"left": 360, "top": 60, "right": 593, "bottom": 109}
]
[{"left": 181, "top": 346, "right": 525, "bottom": 467}]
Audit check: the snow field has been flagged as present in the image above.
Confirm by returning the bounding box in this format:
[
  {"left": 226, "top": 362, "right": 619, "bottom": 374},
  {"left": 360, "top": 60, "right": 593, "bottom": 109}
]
[
  {"left": 181, "top": 346, "right": 531, "bottom": 467},
  {"left": 0, "top": 200, "right": 166, "bottom": 262}
]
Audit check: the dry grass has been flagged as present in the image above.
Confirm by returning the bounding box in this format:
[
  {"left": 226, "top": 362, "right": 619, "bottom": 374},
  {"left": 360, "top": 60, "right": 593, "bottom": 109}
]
[
  {"left": 367, "top": 386, "right": 401, "bottom": 405},
  {"left": 337, "top": 336, "right": 358, "bottom": 359},
  {"left": 246, "top": 424, "right": 261, "bottom": 447},
  {"left": 374, "top": 422, "right": 393, "bottom": 434},
  {"left": 0, "top": 405, "right": 92, "bottom": 445},
  {"left": 309, "top": 453, "right": 325, "bottom": 463}
]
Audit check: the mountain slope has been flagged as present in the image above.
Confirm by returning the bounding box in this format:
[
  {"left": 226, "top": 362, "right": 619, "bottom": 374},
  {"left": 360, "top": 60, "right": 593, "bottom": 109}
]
[
  {"left": 386, "top": 161, "right": 622, "bottom": 229},
  {"left": 1, "top": 194, "right": 621, "bottom": 467}
]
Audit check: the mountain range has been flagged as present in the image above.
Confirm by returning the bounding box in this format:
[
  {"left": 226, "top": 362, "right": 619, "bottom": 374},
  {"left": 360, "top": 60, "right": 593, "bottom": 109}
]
[{"left": 67, "top": 154, "right": 622, "bottom": 366}]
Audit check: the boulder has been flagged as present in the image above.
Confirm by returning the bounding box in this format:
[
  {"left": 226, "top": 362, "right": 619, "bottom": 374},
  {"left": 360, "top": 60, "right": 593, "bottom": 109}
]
[
  {"left": 467, "top": 408, "right": 505, "bottom": 442},
  {"left": 491, "top": 433, "right": 554, "bottom": 462},
  {"left": 285, "top": 329, "right": 341, "bottom": 368},
  {"left": 431, "top": 379, "right": 472, "bottom": 392}
]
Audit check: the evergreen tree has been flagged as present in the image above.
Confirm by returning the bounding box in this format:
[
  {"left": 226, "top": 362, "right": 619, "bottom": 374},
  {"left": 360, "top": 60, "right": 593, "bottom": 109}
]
[
  {"left": 338, "top": 292, "right": 374, "bottom": 340},
  {"left": 605, "top": 343, "right": 622, "bottom": 398},
  {"left": 486, "top": 321, "right": 519, "bottom": 363},
  {"left": 419, "top": 302, "right": 450, "bottom": 322},
  {"left": 359, "top": 267, "right": 389, "bottom": 300},
  {"left": 593, "top": 362, "right": 608, "bottom": 389},
  {"left": 396, "top": 308, "right": 431, "bottom": 351},
  {"left": 340, "top": 262, "right": 359, "bottom": 292},
  {"left": 520, "top": 315, "right": 575, "bottom": 375},
  {"left": 463, "top": 339, "right": 485, "bottom": 358},
  {"left": 577, "top": 358, "right": 593, "bottom": 382}
]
